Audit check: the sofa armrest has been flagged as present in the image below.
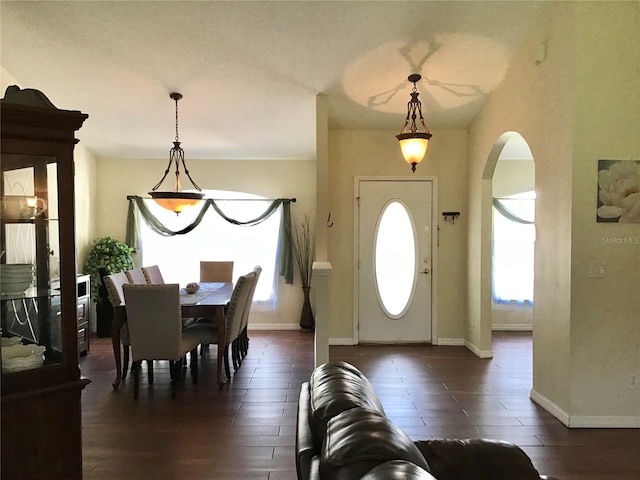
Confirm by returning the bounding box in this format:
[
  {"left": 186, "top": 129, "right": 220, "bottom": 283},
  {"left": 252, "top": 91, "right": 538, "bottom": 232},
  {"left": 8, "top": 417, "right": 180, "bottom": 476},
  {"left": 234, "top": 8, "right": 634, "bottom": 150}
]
[
  {"left": 415, "top": 439, "right": 548, "bottom": 480},
  {"left": 360, "top": 460, "right": 438, "bottom": 480},
  {"left": 296, "top": 381, "right": 317, "bottom": 480}
]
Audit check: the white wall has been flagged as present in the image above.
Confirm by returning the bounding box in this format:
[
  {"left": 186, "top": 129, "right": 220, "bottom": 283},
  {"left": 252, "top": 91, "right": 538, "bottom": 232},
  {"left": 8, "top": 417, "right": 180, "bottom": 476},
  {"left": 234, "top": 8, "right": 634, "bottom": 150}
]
[{"left": 92, "top": 157, "right": 316, "bottom": 328}]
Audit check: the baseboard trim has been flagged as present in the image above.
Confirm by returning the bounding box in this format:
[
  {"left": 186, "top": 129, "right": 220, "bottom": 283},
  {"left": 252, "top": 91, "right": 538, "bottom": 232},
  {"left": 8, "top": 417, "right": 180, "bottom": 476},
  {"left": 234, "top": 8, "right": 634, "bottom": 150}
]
[
  {"left": 530, "top": 389, "right": 570, "bottom": 426},
  {"left": 330, "top": 338, "right": 356, "bottom": 345},
  {"left": 567, "top": 416, "right": 640, "bottom": 428},
  {"left": 464, "top": 340, "right": 493, "bottom": 358},
  {"left": 492, "top": 324, "right": 533, "bottom": 331},
  {"left": 248, "top": 323, "right": 301, "bottom": 331},
  {"left": 437, "top": 338, "right": 465, "bottom": 346}
]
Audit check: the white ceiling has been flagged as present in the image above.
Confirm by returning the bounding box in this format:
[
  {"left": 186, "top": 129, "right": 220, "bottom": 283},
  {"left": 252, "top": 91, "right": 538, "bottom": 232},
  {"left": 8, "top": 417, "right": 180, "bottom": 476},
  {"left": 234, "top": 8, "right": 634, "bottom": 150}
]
[{"left": 1, "top": 1, "right": 541, "bottom": 161}]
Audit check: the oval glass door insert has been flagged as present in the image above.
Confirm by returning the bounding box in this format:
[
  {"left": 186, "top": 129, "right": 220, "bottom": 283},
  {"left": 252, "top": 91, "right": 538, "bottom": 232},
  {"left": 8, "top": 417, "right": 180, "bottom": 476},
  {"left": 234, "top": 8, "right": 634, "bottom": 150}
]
[{"left": 374, "top": 200, "right": 417, "bottom": 318}]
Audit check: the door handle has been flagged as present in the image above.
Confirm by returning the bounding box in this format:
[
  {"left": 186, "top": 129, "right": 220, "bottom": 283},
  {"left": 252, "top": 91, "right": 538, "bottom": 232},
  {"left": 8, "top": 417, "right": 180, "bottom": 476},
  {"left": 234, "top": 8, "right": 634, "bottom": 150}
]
[{"left": 420, "top": 268, "right": 430, "bottom": 274}]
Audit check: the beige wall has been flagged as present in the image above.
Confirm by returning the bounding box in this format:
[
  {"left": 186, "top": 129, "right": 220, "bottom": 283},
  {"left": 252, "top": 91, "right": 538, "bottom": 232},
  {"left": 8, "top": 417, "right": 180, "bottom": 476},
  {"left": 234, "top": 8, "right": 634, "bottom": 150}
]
[
  {"left": 327, "top": 129, "right": 468, "bottom": 343},
  {"left": 469, "top": 1, "right": 640, "bottom": 425},
  {"left": 568, "top": 2, "right": 640, "bottom": 424},
  {"left": 92, "top": 157, "right": 316, "bottom": 328}
]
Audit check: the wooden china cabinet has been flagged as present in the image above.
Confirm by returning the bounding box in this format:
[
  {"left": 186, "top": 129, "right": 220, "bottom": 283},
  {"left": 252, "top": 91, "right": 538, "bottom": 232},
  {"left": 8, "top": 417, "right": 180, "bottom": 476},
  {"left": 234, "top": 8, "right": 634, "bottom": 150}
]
[{"left": 1, "top": 86, "right": 90, "bottom": 479}]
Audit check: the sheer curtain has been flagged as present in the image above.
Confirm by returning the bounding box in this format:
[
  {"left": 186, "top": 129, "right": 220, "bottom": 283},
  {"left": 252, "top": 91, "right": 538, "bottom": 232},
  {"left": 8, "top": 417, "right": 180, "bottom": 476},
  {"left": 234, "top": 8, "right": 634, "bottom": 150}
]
[
  {"left": 492, "top": 191, "right": 535, "bottom": 303},
  {"left": 137, "top": 190, "right": 281, "bottom": 308}
]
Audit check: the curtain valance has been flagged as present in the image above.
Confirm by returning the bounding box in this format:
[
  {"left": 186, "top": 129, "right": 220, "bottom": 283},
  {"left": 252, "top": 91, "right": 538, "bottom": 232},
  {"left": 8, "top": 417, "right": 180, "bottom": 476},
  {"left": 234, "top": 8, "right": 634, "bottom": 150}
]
[
  {"left": 492, "top": 198, "right": 534, "bottom": 225},
  {"left": 125, "top": 196, "right": 295, "bottom": 284}
]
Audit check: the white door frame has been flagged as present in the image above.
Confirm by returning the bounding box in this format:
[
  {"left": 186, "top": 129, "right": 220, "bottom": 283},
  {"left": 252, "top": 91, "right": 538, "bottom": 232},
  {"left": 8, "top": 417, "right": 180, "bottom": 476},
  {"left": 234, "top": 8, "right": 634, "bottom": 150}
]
[{"left": 353, "top": 176, "right": 439, "bottom": 345}]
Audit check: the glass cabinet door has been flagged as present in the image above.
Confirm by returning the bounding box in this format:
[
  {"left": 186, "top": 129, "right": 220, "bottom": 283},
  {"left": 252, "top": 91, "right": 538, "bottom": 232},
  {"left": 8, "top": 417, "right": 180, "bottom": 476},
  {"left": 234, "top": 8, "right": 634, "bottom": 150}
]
[{"left": 1, "top": 154, "right": 63, "bottom": 370}]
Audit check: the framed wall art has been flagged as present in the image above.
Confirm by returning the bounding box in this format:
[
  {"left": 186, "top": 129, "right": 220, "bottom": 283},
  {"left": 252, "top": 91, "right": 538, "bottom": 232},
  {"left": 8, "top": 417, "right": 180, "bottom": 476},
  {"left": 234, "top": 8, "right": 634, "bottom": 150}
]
[{"left": 596, "top": 159, "right": 640, "bottom": 223}]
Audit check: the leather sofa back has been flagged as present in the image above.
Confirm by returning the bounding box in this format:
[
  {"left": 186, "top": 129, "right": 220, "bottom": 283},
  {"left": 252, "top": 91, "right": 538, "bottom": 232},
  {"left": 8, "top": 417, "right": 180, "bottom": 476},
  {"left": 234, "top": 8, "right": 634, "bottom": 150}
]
[
  {"left": 308, "top": 361, "right": 385, "bottom": 450},
  {"left": 320, "top": 408, "right": 432, "bottom": 480}
]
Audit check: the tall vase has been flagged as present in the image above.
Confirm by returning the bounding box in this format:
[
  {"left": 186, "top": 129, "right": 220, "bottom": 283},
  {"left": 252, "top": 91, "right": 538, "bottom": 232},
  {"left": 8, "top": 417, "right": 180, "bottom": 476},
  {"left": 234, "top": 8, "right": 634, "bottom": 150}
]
[{"left": 300, "top": 286, "right": 315, "bottom": 331}]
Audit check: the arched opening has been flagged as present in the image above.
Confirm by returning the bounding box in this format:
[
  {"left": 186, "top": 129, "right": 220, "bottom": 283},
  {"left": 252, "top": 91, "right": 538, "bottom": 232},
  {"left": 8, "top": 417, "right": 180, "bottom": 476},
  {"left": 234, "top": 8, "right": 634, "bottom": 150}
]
[{"left": 481, "top": 132, "right": 535, "bottom": 353}]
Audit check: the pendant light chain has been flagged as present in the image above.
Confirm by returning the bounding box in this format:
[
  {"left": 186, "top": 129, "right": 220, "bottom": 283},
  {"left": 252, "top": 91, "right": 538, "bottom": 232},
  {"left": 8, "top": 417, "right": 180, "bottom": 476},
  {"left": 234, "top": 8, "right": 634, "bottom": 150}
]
[{"left": 174, "top": 95, "right": 180, "bottom": 143}]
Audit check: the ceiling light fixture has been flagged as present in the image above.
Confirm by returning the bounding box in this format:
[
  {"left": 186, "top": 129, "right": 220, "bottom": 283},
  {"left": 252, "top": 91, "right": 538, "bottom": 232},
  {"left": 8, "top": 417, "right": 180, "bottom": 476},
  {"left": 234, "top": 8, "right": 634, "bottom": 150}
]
[
  {"left": 149, "top": 92, "right": 204, "bottom": 214},
  {"left": 396, "top": 74, "right": 432, "bottom": 173}
]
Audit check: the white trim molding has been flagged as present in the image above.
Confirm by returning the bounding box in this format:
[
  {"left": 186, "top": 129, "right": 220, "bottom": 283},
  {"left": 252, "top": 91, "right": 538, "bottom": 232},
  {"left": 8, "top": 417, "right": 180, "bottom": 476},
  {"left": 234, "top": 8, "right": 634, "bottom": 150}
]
[
  {"left": 329, "top": 337, "right": 356, "bottom": 346},
  {"left": 249, "top": 323, "right": 301, "bottom": 331},
  {"left": 492, "top": 324, "right": 533, "bottom": 331},
  {"left": 530, "top": 389, "right": 570, "bottom": 426},
  {"left": 464, "top": 340, "right": 493, "bottom": 358},
  {"left": 438, "top": 338, "right": 465, "bottom": 346}
]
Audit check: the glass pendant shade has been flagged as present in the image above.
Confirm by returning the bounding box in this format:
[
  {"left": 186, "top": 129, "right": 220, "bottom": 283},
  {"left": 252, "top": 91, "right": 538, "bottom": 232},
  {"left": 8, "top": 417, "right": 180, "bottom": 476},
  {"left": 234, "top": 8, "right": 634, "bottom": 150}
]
[
  {"left": 397, "top": 133, "right": 430, "bottom": 170},
  {"left": 149, "top": 92, "right": 204, "bottom": 214},
  {"left": 150, "top": 192, "right": 204, "bottom": 214}
]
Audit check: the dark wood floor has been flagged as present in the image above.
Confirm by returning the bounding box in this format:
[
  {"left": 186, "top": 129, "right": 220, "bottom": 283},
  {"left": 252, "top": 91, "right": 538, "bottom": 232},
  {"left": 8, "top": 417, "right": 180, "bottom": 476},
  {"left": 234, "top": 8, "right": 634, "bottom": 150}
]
[{"left": 80, "top": 331, "right": 640, "bottom": 480}]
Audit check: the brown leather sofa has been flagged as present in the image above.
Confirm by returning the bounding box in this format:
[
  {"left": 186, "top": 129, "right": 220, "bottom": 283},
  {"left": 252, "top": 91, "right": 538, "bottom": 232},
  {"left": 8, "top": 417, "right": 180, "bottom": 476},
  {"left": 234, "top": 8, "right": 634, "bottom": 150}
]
[{"left": 296, "top": 361, "right": 558, "bottom": 480}]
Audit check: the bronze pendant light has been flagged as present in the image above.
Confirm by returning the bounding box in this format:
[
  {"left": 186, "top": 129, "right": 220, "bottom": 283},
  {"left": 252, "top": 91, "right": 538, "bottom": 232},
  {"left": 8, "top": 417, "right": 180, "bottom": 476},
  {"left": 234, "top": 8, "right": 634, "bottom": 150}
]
[
  {"left": 396, "top": 74, "right": 432, "bottom": 173},
  {"left": 149, "top": 92, "right": 204, "bottom": 214}
]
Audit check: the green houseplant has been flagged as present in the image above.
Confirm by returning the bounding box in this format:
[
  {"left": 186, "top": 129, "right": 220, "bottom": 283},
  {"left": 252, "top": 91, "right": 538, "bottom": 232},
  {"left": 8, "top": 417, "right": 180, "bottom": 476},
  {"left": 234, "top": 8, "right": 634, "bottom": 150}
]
[{"left": 83, "top": 236, "right": 134, "bottom": 337}]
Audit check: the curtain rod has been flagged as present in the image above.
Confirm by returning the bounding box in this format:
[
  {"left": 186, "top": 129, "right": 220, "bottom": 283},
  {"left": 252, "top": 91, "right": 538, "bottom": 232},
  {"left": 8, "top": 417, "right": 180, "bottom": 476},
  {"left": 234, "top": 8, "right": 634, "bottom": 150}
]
[{"left": 127, "top": 195, "right": 296, "bottom": 202}]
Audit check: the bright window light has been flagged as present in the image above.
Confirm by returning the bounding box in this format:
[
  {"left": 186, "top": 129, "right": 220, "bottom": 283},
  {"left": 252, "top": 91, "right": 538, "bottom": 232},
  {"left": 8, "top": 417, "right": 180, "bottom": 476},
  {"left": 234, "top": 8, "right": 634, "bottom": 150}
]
[
  {"left": 492, "top": 191, "right": 535, "bottom": 304},
  {"left": 138, "top": 190, "right": 281, "bottom": 307}
]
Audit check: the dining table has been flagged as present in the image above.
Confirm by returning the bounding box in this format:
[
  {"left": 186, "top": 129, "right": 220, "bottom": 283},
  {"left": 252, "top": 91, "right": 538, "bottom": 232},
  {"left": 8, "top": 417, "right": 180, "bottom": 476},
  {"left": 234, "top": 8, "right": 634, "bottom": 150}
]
[{"left": 110, "top": 281, "right": 234, "bottom": 390}]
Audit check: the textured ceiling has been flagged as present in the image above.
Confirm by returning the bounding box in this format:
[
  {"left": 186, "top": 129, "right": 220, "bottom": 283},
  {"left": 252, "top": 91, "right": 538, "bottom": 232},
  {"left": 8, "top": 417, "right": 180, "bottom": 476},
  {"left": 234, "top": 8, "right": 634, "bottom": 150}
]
[{"left": 1, "top": 1, "right": 541, "bottom": 160}]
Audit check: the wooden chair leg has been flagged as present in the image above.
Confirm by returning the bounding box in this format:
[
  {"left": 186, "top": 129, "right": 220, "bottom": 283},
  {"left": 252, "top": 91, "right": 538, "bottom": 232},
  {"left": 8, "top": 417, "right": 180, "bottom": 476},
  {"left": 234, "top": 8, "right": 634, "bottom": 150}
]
[
  {"left": 133, "top": 361, "right": 140, "bottom": 399},
  {"left": 232, "top": 340, "right": 239, "bottom": 371},
  {"left": 223, "top": 344, "right": 231, "bottom": 380},
  {"left": 122, "top": 345, "right": 130, "bottom": 379},
  {"left": 190, "top": 349, "right": 198, "bottom": 384}
]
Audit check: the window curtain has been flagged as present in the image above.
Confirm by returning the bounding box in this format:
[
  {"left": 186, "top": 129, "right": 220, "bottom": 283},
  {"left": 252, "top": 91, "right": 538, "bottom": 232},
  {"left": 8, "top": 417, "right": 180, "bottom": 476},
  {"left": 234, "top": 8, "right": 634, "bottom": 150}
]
[
  {"left": 492, "top": 195, "right": 535, "bottom": 303},
  {"left": 492, "top": 197, "right": 534, "bottom": 224},
  {"left": 125, "top": 196, "right": 294, "bottom": 284}
]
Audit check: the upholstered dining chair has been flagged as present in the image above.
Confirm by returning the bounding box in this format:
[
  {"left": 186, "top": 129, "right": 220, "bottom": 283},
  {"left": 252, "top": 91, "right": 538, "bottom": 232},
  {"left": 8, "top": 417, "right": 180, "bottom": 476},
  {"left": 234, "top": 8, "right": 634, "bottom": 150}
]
[
  {"left": 199, "top": 261, "right": 234, "bottom": 283},
  {"left": 183, "top": 271, "right": 254, "bottom": 381},
  {"left": 122, "top": 284, "right": 201, "bottom": 399},
  {"left": 228, "top": 271, "right": 257, "bottom": 370},
  {"left": 142, "top": 265, "right": 165, "bottom": 284},
  {"left": 236, "top": 265, "right": 262, "bottom": 367},
  {"left": 125, "top": 267, "right": 147, "bottom": 284},
  {"left": 103, "top": 271, "right": 139, "bottom": 380}
]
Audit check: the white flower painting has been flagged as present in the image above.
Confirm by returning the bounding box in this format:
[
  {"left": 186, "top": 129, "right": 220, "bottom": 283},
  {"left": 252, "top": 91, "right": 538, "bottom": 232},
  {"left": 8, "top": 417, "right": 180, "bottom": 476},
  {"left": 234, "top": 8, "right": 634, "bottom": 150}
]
[{"left": 597, "top": 160, "right": 640, "bottom": 223}]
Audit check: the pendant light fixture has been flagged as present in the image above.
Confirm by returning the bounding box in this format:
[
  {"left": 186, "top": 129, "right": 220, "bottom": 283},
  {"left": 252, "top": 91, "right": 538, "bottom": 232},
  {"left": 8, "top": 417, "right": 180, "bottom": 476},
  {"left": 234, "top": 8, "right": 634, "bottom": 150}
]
[
  {"left": 396, "top": 74, "right": 432, "bottom": 173},
  {"left": 149, "top": 92, "right": 204, "bottom": 214}
]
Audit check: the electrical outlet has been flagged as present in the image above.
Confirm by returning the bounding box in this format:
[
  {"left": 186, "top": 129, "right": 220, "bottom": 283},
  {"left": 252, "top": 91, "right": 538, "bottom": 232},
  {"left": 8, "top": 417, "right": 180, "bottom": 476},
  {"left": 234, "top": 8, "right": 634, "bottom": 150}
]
[{"left": 630, "top": 372, "right": 639, "bottom": 388}]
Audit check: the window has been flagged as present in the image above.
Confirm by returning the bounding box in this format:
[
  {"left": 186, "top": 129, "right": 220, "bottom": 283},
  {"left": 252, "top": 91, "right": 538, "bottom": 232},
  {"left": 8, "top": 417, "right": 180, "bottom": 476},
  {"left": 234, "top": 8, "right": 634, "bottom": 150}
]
[
  {"left": 374, "top": 200, "right": 416, "bottom": 318},
  {"left": 492, "top": 191, "right": 535, "bottom": 303},
  {"left": 138, "top": 190, "right": 281, "bottom": 307}
]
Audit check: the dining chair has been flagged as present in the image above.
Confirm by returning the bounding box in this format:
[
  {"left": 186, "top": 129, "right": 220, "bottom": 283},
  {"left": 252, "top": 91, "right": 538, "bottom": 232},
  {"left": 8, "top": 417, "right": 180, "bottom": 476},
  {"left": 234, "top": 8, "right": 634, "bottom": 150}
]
[
  {"left": 125, "top": 267, "right": 147, "bottom": 284},
  {"left": 236, "top": 265, "right": 262, "bottom": 366},
  {"left": 142, "top": 265, "right": 165, "bottom": 284},
  {"left": 183, "top": 272, "right": 254, "bottom": 381},
  {"left": 122, "top": 284, "right": 201, "bottom": 399},
  {"left": 229, "top": 271, "right": 257, "bottom": 370},
  {"left": 199, "top": 261, "right": 234, "bottom": 283},
  {"left": 103, "top": 271, "right": 139, "bottom": 381}
]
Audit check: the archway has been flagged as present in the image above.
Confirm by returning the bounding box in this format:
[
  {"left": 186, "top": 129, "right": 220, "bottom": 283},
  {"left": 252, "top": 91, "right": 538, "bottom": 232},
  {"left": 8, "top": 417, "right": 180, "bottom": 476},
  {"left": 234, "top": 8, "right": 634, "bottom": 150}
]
[{"left": 481, "top": 132, "right": 535, "bottom": 350}]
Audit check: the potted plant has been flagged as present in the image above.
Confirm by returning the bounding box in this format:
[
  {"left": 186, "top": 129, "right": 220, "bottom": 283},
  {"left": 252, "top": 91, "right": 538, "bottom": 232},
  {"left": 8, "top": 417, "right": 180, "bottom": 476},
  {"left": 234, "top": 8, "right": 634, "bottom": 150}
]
[
  {"left": 83, "top": 236, "right": 134, "bottom": 337},
  {"left": 291, "top": 213, "right": 316, "bottom": 330}
]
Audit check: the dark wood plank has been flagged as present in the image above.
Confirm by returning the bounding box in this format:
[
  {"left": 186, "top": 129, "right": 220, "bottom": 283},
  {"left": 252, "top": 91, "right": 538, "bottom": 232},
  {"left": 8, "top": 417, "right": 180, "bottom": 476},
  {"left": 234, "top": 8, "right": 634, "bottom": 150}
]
[{"left": 80, "top": 331, "right": 640, "bottom": 479}]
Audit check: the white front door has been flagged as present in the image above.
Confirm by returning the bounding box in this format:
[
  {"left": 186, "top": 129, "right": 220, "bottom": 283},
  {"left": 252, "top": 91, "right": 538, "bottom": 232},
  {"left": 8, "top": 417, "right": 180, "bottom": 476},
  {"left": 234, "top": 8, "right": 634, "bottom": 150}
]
[{"left": 356, "top": 178, "right": 434, "bottom": 343}]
